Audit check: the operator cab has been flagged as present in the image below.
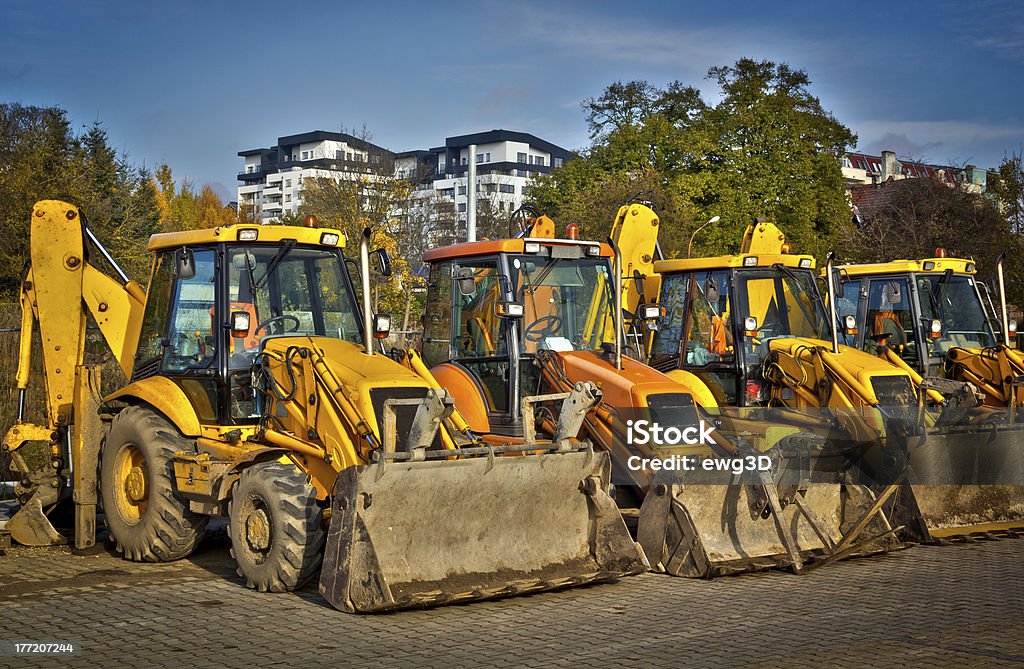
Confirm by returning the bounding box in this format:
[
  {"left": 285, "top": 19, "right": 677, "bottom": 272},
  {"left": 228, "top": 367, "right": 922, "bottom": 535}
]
[
  {"left": 133, "top": 225, "right": 363, "bottom": 424},
  {"left": 832, "top": 256, "right": 996, "bottom": 376},
  {"left": 421, "top": 227, "right": 614, "bottom": 436},
  {"left": 650, "top": 254, "right": 830, "bottom": 407}
]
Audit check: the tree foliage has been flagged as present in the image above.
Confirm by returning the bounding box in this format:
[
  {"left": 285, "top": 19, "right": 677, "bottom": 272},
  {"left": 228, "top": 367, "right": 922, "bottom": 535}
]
[
  {"left": 989, "top": 152, "right": 1024, "bottom": 236},
  {"left": 0, "top": 105, "right": 167, "bottom": 289},
  {"left": 841, "top": 177, "right": 1024, "bottom": 305},
  {"left": 297, "top": 174, "right": 425, "bottom": 319},
  {"left": 530, "top": 59, "right": 857, "bottom": 260}
]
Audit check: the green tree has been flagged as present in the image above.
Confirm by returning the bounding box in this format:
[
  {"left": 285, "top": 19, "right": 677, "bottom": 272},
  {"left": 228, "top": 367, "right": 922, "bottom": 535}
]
[
  {"left": 989, "top": 152, "right": 1024, "bottom": 235},
  {"left": 530, "top": 59, "right": 857, "bottom": 260}
]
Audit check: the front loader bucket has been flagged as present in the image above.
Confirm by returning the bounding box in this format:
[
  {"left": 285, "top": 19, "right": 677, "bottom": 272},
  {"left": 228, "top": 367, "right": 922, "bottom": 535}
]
[
  {"left": 636, "top": 478, "right": 898, "bottom": 577},
  {"left": 319, "top": 449, "right": 647, "bottom": 613},
  {"left": 887, "top": 425, "right": 1024, "bottom": 542}
]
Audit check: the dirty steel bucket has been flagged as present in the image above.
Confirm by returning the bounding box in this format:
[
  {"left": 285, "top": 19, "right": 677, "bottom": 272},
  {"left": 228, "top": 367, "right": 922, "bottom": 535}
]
[
  {"left": 636, "top": 472, "right": 896, "bottom": 577},
  {"left": 889, "top": 424, "right": 1024, "bottom": 541},
  {"left": 319, "top": 449, "right": 648, "bottom": 613}
]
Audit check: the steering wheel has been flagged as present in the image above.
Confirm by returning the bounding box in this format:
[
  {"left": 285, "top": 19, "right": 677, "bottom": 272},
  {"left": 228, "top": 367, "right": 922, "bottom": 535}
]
[
  {"left": 523, "top": 315, "right": 562, "bottom": 342},
  {"left": 254, "top": 314, "right": 301, "bottom": 337}
]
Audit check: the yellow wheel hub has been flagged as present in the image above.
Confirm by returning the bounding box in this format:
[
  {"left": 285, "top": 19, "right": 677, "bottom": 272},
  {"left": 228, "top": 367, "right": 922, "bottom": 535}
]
[
  {"left": 112, "top": 443, "right": 148, "bottom": 524},
  {"left": 245, "top": 508, "right": 271, "bottom": 552}
]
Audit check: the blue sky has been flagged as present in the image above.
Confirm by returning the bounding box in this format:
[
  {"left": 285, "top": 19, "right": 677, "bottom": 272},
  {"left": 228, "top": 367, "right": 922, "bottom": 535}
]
[{"left": 4, "top": 1, "right": 1023, "bottom": 201}]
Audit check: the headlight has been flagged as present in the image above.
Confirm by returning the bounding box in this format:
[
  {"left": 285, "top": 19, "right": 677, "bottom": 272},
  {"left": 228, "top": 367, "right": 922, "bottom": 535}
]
[
  {"left": 922, "top": 261, "right": 935, "bottom": 271},
  {"left": 524, "top": 242, "right": 542, "bottom": 253},
  {"left": 237, "top": 228, "right": 259, "bottom": 241},
  {"left": 585, "top": 245, "right": 601, "bottom": 256},
  {"left": 798, "top": 258, "right": 813, "bottom": 269},
  {"left": 743, "top": 256, "right": 758, "bottom": 267},
  {"left": 319, "top": 232, "right": 340, "bottom": 246}
]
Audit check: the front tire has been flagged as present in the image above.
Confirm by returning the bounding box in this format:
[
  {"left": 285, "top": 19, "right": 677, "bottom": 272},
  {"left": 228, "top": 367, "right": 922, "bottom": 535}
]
[
  {"left": 101, "top": 405, "right": 209, "bottom": 561},
  {"left": 228, "top": 462, "right": 325, "bottom": 592}
]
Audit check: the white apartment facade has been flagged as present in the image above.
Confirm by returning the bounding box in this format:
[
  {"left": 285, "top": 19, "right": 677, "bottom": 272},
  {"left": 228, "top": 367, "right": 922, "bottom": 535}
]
[
  {"left": 395, "top": 130, "right": 572, "bottom": 220},
  {"left": 238, "top": 131, "right": 390, "bottom": 222},
  {"left": 239, "top": 129, "right": 573, "bottom": 225}
]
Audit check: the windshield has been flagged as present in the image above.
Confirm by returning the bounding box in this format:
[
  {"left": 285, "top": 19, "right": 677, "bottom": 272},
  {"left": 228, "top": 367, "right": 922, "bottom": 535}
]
[
  {"left": 916, "top": 274, "right": 995, "bottom": 354},
  {"left": 227, "top": 245, "right": 361, "bottom": 366},
  {"left": 510, "top": 255, "right": 616, "bottom": 353},
  {"left": 735, "top": 266, "right": 830, "bottom": 369}
]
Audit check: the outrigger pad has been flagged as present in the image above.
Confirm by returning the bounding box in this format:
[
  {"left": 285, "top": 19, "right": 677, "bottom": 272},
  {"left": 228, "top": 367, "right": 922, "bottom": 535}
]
[{"left": 319, "top": 450, "right": 648, "bottom": 613}]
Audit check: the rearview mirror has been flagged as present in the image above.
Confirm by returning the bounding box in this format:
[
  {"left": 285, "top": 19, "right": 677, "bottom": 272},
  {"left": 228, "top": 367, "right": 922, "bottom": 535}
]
[
  {"left": 456, "top": 269, "right": 476, "bottom": 296},
  {"left": 704, "top": 276, "right": 720, "bottom": 303},
  {"left": 175, "top": 248, "right": 195, "bottom": 280},
  {"left": 373, "top": 248, "right": 392, "bottom": 277}
]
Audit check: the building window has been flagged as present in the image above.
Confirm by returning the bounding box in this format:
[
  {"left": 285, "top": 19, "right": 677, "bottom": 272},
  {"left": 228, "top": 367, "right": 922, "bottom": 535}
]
[
  {"left": 485, "top": 152, "right": 491, "bottom": 162},
  {"left": 302, "top": 151, "right": 309, "bottom": 160},
  {"left": 517, "top": 152, "right": 527, "bottom": 163},
  {"left": 535, "top": 156, "right": 545, "bottom": 167},
  {"left": 457, "top": 203, "right": 467, "bottom": 212},
  {"left": 285, "top": 179, "right": 291, "bottom": 188},
  {"left": 336, "top": 150, "right": 343, "bottom": 159},
  {"left": 458, "top": 185, "right": 467, "bottom": 195},
  {"left": 246, "top": 165, "right": 254, "bottom": 173},
  {"left": 499, "top": 184, "right": 515, "bottom": 194},
  {"left": 347, "top": 152, "right": 353, "bottom": 160},
  {"left": 476, "top": 153, "right": 484, "bottom": 163},
  {"left": 285, "top": 194, "right": 291, "bottom": 202},
  {"left": 517, "top": 169, "right": 529, "bottom": 178},
  {"left": 554, "top": 157, "right": 563, "bottom": 168}
]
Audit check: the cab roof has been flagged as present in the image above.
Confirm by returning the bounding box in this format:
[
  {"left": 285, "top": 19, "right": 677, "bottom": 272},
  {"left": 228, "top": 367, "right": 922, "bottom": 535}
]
[
  {"left": 837, "top": 258, "right": 976, "bottom": 276},
  {"left": 654, "top": 252, "right": 816, "bottom": 273},
  {"left": 148, "top": 224, "right": 346, "bottom": 252},
  {"left": 423, "top": 237, "right": 612, "bottom": 263}
]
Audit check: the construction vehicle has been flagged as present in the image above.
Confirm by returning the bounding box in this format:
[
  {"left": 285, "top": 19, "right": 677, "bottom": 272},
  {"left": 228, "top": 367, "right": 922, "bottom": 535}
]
[
  {"left": 612, "top": 204, "right": 1024, "bottom": 543},
  {"left": 411, "top": 211, "right": 897, "bottom": 577},
  {"left": 831, "top": 253, "right": 1022, "bottom": 412},
  {"left": 1, "top": 200, "right": 646, "bottom": 613}
]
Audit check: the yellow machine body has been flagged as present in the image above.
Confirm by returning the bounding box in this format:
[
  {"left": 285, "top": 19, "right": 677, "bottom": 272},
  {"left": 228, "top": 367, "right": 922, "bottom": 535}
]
[{"left": 3, "top": 200, "right": 646, "bottom": 613}]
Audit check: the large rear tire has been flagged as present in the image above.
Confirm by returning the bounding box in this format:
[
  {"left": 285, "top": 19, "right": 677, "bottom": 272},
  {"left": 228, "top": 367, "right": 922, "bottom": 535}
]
[
  {"left": 228, "top": 462, "right": 325, "bottom": 592},
  {"left": 100, "top": 405, "right": 209, "bottom": 561}
]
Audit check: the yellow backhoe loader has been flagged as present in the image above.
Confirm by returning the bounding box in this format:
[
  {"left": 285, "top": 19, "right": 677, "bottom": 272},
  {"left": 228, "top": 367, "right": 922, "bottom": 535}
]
[
  {"left": 407, "top": 211, "right": 897, "bottom": 578},
  {"left": 1, "top": 200, "right": 645, "bottom": 613},
  {"left": 830, "top": 253, "right": 1022, "bottom": 412},
  {"left": 611, "top": 203, "right": 1024, "bottom": 544}
]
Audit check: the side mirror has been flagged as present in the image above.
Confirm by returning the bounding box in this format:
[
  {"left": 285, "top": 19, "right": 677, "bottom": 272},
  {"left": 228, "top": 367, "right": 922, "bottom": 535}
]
[
  {"left": 704, "top": 277, "right": 720, "bottom": 303},
  {"left": 456, "top": 269, "right": 476, "bottom": 296},
  {"left": 230, "top": 311, "right": 251, "bottom": 339},
  {"left": 175, "top": 248, "right": 196, "bottom": 280},
  {"left": 373, "top": 313, "right": 391, "bottom": 339},
  {"left": 494, "top": 301, "right": 524, "bottom": 318},
  {"left": 373, "top": 248, "right": 392, "bottom": 277}
]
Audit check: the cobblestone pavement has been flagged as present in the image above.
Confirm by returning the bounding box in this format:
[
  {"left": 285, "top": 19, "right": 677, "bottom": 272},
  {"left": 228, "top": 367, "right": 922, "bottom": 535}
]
[{"left": 1, "top": 532, "right": 1022, "bottom": 668}]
